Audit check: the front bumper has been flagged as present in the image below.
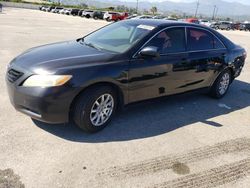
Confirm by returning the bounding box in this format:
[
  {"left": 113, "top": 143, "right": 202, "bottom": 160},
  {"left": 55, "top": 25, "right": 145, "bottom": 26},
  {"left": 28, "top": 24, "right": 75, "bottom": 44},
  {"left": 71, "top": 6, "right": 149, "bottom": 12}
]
[{"left": 6, "top": 69, "right": 78, "bottom": 124}]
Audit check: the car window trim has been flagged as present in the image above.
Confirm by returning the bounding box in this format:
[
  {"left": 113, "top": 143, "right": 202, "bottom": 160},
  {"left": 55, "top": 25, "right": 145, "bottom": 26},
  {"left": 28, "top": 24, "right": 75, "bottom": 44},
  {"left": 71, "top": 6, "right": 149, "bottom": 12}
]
[
  {"left": 133, "top": 25, "right": 227, "bottom": 58},
  {"left": 159, "top": 48, "right": 227, "bottom": 56}
]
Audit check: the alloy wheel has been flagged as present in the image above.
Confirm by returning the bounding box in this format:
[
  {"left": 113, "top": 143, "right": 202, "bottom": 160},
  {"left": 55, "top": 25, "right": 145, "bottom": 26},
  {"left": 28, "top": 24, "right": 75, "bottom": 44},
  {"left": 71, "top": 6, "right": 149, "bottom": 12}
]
[
  {"left": 90, "top": 94, "right": 114, "bottom": 126},
  {"left": 218, "top": 72, "right": 230, "bottom": 95}
]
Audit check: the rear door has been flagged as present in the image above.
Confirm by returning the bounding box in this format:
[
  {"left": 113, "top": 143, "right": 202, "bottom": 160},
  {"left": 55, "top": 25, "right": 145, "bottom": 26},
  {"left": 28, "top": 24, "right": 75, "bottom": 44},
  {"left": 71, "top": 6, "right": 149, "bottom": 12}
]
[{"left": 180, "top": 27, "right": 227, "bottom": 91}]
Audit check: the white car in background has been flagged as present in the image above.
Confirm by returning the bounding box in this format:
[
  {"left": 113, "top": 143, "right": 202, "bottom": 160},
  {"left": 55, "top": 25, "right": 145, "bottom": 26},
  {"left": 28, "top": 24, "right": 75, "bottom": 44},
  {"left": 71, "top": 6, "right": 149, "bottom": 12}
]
[
  {"left": 131, "top": 15, "right": 153, "bottom": 19},
  {"left": 199, "top": 19, "right": 212, "bottom": 27},
  {"left": 64, "top": 9, "right": 72, "bottom": 15},
  {"left": 82, "top": 10, "right": 94, "bottom": 18},
  {"left": 59, "top": 9, "right": 65, "bottom": 14},
  {"left": 60, "top": 9, "right": 71, "bottom": 15}
]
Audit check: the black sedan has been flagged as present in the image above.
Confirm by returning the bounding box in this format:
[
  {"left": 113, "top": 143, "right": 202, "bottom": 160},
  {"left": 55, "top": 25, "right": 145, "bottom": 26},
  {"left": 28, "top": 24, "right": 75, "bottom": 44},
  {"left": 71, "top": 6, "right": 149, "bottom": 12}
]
[
  {"left": 240, "top": 23, "right": 250, "bottom": 31},
  {"left": 6, "top": 20, "right": 247, "bottom": 133}
]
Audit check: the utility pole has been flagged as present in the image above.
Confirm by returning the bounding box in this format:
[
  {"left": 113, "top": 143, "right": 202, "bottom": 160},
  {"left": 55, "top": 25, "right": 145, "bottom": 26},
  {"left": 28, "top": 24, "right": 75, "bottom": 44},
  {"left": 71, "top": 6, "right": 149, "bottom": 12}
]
[
  {"left": 212, "top": 5, "right": 216, "bottom": 20},
  {"left": 136, "top": 0, "right": 139, "bottom": 14},
  {"left": 215, "top": 7, "right": 219, "bottom": 20},
  {"left": 194, "top": 0, "right": 200, "bottom": 18}
]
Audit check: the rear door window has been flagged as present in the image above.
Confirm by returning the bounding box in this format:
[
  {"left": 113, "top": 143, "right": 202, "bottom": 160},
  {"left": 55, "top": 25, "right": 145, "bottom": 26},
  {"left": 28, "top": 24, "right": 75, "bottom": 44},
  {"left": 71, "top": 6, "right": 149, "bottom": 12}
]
[{"left": 187, "top": 28, "right": 225, "bottom": 51}]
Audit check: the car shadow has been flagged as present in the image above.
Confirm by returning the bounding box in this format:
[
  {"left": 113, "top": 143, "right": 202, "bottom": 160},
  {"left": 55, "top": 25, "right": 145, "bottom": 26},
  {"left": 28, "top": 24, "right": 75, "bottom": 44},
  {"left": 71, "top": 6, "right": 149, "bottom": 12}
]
[{"left": 34, "top": 80, "right": 250, "bottom": 143}]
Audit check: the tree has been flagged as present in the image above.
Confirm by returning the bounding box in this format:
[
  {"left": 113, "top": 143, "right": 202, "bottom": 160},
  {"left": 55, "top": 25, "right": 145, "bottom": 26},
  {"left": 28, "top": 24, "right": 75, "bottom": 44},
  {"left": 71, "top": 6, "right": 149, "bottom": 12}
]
[
  {"left": 117, "top": 5, "right": 128, "bottom": 12},
  {"left": 150, "top": 6, "right": 157, "bottom": 15},
  {"left": 80, "top": 3, "right": 88, "bottom": 9}
]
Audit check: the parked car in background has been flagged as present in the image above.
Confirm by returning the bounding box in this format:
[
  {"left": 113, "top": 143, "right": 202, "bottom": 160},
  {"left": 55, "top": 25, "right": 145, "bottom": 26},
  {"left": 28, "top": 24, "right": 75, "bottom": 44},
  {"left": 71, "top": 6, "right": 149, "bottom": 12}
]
[
  {"left": 71, "top": 9, "right": 80, "bottom": 16},
  {"left": 115, "top": 12, "right": 129, "bottom": 21},
  {"left": 93, "top": 11, "right": 105, "bottom": 20},
  {"left": 199, "top": 19, "right": 212, "bottom": 27},
  {"left": 51, "top": 7, "right": 64, "bottom": 13},
  {"left": 6, "top": 20, "right": 246, "bottom": 133},
  {"left": 104, "top": 12, "right": 128, "bottom": 21},
  {"left": 210, "top": 22, "right": 220, "bottom": 29},
  {"left": 185, "top": 18, "right": 199, "bottom": 24},
  {"left": 59, "top": 8, "right": 66, "bottom": 14},
  {"left": 78, "top": 9, "right": 85, "bottom": 17},
  {"left": 82, "top": 10, "right": 95, "bottom": 18},
  {"left": 44, "top": 6, "right": 55, "bottom": 12},
  {"left": 64, "top": 9, "right": 72, "bottom": 15},
  {"left": 231, "top": 23, "right": 241, "bottom": 30},
  {"left": 131, "top": 15, "right": 153, "bottom": 19},
  {"left": 240, "top": 23, "right": 250, "bottom": 31},
  {"left": 218, "top": 21, "right": 233, "bottom": 30},
  {"left": 40, "top": 6, "right": 48, "bottom": 11}
]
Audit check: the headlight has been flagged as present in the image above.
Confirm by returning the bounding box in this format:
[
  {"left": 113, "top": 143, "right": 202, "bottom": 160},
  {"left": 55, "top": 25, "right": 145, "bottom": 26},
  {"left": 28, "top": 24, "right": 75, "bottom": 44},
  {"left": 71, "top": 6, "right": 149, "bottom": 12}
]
[{"left": 22, "top": 75, "right": 72, "bottom": 87}]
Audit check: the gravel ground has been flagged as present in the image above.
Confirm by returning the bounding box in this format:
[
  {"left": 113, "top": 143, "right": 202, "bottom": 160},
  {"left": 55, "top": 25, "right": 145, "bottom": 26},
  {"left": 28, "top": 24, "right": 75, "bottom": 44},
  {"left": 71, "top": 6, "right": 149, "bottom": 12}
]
[{"left": 0, "top": 8, "right": 250, "bottom": 188}]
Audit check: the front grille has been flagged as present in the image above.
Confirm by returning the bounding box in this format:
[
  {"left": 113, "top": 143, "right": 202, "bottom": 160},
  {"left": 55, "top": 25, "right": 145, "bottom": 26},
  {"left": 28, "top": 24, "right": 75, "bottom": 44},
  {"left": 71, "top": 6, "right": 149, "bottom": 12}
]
[{"left": 7, "top": 69, "right": 23, "bottom": 83}]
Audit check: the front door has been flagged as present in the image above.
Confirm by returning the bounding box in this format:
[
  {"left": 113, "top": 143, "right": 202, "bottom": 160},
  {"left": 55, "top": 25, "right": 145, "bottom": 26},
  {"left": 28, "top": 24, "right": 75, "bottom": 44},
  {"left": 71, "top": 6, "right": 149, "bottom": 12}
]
[{"left": 128, "top": 27, "right": 188, "bottom": 102}]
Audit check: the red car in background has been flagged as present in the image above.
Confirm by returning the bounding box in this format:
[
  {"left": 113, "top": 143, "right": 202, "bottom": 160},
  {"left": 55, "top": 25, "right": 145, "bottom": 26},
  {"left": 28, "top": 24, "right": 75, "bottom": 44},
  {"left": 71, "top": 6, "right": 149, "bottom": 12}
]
[
  {"left": 185, "top": 18, "right": 200, "bottom": 24},
  {"left": 104, "top": 12, "right": 128, "bottom": 22}
]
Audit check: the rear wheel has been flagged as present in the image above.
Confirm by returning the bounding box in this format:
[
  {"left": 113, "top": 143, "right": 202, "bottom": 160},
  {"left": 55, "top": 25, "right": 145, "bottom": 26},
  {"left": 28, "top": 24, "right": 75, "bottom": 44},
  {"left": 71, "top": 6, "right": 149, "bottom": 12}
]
[
  {"left": 210, "top": 69, "right": 232, "bottom": 98},
  {"left": 73, "top": 86, "right": 117, "bottom": 133}
]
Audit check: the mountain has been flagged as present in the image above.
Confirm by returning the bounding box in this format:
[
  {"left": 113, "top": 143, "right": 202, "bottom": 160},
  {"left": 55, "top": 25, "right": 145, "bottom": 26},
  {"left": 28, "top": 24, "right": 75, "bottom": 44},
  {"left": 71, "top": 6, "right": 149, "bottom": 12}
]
[{"left": 50, "top": 0, "right": 250, "bottom": 19}]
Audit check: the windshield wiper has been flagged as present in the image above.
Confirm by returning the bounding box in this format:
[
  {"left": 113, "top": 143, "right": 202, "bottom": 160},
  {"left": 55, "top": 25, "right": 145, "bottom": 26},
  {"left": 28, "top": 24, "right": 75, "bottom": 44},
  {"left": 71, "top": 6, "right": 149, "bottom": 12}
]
[{"left": 85, "top": 42, "right": 102, "bottom": 51}]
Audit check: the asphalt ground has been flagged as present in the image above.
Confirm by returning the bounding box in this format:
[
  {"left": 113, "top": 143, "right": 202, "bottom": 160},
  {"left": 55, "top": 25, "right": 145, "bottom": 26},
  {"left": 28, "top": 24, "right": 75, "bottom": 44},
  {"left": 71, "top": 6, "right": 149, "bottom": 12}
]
[{"left": 0, "top": 7, "right": 250, "bottom": 188}]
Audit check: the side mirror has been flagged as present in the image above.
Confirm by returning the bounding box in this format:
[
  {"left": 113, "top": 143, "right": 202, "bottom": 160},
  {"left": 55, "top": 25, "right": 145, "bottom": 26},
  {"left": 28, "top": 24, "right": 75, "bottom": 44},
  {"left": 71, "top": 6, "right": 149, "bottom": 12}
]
[{"left": 139, "top": 46, "right": 159, "bottom": 58}]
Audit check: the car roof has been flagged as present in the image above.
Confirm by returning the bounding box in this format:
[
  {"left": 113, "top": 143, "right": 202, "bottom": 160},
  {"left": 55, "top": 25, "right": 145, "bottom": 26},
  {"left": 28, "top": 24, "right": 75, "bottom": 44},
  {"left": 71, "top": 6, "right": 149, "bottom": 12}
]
[
  {"left": 123, "top": 19, "right": 209, "bottom": 29},
  {"left": 123, "top": 19, "right": 236, "bottom": 50}
]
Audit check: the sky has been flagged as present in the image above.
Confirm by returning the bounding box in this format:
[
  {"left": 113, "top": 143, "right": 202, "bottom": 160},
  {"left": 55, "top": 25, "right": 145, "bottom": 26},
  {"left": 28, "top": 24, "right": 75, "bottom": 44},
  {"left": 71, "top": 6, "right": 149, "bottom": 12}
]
[{"left": 126, "top": 0, "right": 250, "bottom": 5}]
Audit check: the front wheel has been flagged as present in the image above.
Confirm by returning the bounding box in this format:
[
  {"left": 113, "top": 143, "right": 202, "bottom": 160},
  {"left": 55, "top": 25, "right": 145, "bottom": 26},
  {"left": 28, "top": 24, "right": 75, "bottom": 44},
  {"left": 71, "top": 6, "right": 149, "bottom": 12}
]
[
  {"left": 73, "top": 86, "right": 117, "bottom": 133},
  {"left": 210, "top": 69, "right": 232, "bottom": 99}
]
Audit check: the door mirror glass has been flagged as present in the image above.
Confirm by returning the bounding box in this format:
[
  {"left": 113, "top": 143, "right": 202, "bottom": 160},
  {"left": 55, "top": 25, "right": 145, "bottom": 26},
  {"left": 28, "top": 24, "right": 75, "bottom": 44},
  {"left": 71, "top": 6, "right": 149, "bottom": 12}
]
[{"left": 139, "top": 46, "right": 159, "bottom": 57}]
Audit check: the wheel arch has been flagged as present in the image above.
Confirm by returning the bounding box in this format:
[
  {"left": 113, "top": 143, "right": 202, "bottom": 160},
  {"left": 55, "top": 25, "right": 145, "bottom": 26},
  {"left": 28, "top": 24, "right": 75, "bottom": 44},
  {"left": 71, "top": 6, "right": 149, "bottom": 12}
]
[
  {"left": 69, "top": 81, "right": 126, "bottom": 118},
  {"left": 210, "top": 66, "right": 234, "bottom": 87}
]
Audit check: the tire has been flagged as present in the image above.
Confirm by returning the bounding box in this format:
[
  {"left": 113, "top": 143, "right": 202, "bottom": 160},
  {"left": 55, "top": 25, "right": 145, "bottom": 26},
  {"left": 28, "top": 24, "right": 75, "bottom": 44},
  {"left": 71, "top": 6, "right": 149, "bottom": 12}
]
[
  {"left": 94, "top": 16, "right": 98, "bottom": 20},
  {"left": 106, "top": 18, "right": 111, "bottom": 22},
  {"left": 210, "top": 69, "right": 232, "bottom": 99},
  {"left": 73, "top": 86, "right": 117, "bottom": 133}
]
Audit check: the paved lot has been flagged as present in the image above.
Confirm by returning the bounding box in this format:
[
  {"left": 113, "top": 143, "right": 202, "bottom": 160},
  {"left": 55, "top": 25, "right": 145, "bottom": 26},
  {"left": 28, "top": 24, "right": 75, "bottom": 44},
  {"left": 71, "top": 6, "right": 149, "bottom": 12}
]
[{"left": 0, "top": 8, "right": 250, "bottom": 188}]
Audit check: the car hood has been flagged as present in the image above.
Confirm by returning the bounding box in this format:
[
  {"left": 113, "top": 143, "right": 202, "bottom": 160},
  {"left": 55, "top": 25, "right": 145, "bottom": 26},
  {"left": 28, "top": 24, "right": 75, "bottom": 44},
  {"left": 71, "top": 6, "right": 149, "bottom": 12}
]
[{"left": 10, "top": 40, "right": 116, "bottom": 73}]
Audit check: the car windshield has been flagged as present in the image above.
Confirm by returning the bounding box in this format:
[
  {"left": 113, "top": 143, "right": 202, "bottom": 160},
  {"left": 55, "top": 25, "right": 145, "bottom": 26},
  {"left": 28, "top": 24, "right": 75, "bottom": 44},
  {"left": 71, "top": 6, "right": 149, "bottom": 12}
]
[{"left": 83, "top": 22, "right": 155, "bottom": 53}]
